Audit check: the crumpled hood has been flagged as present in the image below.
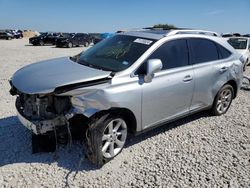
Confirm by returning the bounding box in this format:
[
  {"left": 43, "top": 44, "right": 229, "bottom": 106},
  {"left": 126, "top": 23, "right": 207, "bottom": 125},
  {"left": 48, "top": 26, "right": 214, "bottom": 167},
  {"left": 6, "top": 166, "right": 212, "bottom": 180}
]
[{"left": 11, "top": 57, "right": 112, "bottom": 94}]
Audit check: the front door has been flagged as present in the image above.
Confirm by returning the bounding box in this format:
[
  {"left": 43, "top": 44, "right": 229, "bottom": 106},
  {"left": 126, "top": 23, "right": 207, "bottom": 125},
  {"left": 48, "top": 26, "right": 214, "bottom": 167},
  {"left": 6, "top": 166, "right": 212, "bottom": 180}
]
[{"left": 141, "top": 39, "right": 194, "bottom": 129}]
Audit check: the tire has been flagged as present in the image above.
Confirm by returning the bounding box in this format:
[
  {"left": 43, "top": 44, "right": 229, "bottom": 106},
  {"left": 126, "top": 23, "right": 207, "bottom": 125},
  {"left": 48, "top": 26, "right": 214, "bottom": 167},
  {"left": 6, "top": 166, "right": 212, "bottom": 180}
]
[
  {"left": 68, "top": 42, "right": 73, "bottom": 48},
  {"left": 86, "top": 113, "right": 128, "bottom": 166},
  {"left": 211, "top": 84, "right": 234, "bottom": 116},
  {"left": 84, "top": 41, "right": 89, "bottom": 47},
  {"left": 39, "top": 40, "right": 44, "bottom": 46},
  {"left": 243, "top": 60, "right": 247, "bottom": 71}
]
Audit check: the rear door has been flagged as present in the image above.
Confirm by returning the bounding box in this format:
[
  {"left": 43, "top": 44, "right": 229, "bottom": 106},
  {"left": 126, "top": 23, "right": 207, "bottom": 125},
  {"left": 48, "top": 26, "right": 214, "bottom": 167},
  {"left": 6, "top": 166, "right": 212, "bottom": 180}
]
[
  {"left": 44, "top": 34, "right": 52, "bottom": 44},
  {"left": 141, "top": 39, "right": 194, "bottom": 129},
  {"left": 76, "top": 33, "right": 83, "bottom": 45},
  {"left": 187, "top": 38, "right": 232, "bottom": 111}
]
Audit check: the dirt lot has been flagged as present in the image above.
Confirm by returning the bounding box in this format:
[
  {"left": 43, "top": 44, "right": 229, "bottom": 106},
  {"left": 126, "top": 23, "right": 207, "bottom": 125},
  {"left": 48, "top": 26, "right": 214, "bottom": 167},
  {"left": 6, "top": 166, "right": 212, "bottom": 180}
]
[{"left": 0, "top": 39, "right": 249, "bottom": 187}]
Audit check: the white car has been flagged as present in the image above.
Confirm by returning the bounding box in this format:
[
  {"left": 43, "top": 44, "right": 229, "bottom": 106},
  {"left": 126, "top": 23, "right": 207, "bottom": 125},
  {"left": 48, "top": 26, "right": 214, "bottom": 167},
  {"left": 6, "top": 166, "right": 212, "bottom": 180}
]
[{"left": 228, "top": 37, "right": 250, "bottom": 70}]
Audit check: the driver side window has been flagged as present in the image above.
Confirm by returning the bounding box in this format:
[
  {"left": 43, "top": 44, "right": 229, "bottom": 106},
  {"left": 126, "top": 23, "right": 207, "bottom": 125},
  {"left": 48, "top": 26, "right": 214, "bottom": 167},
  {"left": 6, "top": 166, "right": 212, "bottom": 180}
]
[
  {"left": 135, "top": 39, "right": 189, "bottom": 75},
  {"left": 148, "top": 39, "right": 189, "bottom": 70}
]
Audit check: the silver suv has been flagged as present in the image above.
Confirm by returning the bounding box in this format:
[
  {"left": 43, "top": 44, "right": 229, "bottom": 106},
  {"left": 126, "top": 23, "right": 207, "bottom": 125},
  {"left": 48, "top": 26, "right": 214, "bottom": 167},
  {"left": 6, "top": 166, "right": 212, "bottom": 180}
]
[{"left": 10, "top": 29, "right": 243, "bottom": 166}]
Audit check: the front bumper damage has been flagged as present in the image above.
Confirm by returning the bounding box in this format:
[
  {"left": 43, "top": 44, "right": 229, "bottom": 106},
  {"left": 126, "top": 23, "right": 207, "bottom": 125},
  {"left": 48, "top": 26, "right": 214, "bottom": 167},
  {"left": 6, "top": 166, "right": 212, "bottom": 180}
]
[{"left": 16, "top": 109, "right": 68, "bottom": 135}]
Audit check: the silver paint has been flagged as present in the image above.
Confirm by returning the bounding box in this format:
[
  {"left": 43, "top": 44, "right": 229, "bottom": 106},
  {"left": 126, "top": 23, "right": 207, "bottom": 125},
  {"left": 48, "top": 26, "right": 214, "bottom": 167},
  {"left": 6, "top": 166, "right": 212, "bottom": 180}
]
[
  {"left": 11, "top": 31, "right": 243, "bottom": 134},
  {"left": 11, "top": 57, "right": 111, "bottom": 94}
]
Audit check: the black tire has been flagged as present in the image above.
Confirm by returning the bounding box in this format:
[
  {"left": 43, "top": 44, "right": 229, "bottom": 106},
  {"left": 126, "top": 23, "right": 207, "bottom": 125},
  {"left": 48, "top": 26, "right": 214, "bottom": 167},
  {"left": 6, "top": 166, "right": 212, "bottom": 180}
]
[
  {"left": 243, "top": 62, "right": 247, "bottom": 72},
  {"left": 86, "top": 113, "right": 128, "bottom": 166},
  {"left": 68, "top": 42, "right": 73, "bottom": 48},
  {"left": 39, "top": 40, "right": 44, "bottom": 46},
  {"left": 244, "top": 59, "right": 249, "bottom": 71},
  {"left": 211, "top": 84, "right": 234, "bottom": 116}
]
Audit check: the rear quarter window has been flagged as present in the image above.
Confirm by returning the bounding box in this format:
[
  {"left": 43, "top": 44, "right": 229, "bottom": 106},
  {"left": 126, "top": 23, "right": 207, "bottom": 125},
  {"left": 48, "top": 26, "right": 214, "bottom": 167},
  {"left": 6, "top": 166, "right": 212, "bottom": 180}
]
[{"left": 217, "top": 44, "right": 232, "bottom": 59}]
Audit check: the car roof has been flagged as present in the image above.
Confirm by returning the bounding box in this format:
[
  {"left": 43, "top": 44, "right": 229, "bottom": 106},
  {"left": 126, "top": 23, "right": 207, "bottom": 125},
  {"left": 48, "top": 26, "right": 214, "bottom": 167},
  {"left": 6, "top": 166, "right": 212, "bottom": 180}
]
[
  {"left": 121, "top": 29, "right": 220, "bottom": 40},
  {"left": 121, "top": 30, "right": 168, "bottom": 40},
  {"left": 228, "top": 37, "right": 249, "bottom": 40}
]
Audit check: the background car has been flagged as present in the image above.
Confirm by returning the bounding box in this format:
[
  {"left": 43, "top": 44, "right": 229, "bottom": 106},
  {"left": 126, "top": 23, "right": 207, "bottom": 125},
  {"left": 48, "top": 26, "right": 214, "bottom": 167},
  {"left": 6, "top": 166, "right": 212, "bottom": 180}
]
[
  {"left": 7, "top": 29, "right": 23, "bottom": 39},
  {"left": 228, "top": 37, "right": 250, "bottom": 70},
  {"left": 29, "top": 32, "right": 63, "bottom": 46},
  {"left": 0, "top": 30, "right": 14, "bottom": 40},
  {"left": 55, "top": 33, "right": 92, "bottom": 48},
  {"left": 93, "top": 32, "right": 115, "bottom": 44}
]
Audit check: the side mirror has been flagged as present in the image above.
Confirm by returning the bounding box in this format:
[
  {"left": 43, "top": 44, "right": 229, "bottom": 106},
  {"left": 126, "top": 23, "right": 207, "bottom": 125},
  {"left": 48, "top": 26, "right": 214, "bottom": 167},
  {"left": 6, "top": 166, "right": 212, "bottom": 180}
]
[{"left": 144, "top": 59, "right": 163, "bottom": 83}]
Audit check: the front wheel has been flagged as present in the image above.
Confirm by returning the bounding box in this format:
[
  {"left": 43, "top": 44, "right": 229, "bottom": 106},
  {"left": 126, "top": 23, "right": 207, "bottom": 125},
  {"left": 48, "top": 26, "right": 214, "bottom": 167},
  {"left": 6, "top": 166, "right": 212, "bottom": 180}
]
[
  {"left": 86, "top": 114, "right": 128, "bottom": 166},
  {"left": 39, "top": 40, "right": 44, "bottom": 46},
  {"left": 68, "top": 42, "right": 73, "bottom": 48},
  {"left": 211, "top": 84, "right": 234, "bottom": 116}
]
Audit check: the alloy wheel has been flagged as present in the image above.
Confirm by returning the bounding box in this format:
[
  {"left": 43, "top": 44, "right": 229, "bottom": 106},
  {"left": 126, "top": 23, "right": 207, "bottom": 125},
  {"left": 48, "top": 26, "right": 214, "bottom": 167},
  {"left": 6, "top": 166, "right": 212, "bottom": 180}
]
[
  {"left": 216, "top": 88, "right": 232, "bottom": 114},
  {"left": 101, "top": 118, "right": 127, "bottom": 158}
]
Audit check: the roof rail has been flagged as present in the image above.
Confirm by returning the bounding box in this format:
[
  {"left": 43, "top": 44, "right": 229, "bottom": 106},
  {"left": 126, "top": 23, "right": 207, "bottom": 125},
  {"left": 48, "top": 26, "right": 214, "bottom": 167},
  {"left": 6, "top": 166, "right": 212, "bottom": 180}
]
[{"left": 167, "top": 30, "right": 221, "bottom": 37}]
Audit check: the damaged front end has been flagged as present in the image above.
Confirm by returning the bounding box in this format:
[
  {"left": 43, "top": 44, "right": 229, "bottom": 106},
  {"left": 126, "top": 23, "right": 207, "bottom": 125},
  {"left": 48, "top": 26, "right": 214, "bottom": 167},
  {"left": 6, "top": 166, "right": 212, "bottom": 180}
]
[
  {"left": 9, "top": 76, "right": 111, "bottom": 152},
  {"left": 9, "top": 55, "right": 114, "bottom": 152},
  {"left": 10, "top": 86, "right": 75, "bottom": 152},
  {"left": 15, "top": 92, "right": 71, "bottom": 135},
  {"left": 11, "top": 86, "right": 89, "bottom": 152}
]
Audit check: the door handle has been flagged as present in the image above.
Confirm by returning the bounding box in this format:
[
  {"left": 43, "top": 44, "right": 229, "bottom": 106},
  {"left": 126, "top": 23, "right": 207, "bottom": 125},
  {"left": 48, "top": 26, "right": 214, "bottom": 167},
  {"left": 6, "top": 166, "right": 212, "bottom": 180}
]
[
  {"left": 220, "top": 66, "right": 228, "bottom": 73},
  {"left": 183, "top": 75, "right": 193, "bottom": 82}
]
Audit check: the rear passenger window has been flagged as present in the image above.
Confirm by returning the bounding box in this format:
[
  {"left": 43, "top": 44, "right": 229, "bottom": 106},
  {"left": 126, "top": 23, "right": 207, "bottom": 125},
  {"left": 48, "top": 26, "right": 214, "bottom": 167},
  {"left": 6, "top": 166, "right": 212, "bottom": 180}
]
[
  {"left": 217, "top": 44, "right": 232, "bottom": 59},
  {"left": 147, "top": 39, "right": 189, "bottom": 70},
  {"left": 188, "top": 38, "right": 219, "bottom": 64}
]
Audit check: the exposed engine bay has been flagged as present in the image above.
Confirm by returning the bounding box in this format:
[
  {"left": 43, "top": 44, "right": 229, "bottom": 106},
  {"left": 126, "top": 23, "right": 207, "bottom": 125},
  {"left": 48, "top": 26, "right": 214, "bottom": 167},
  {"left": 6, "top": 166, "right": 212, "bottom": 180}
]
[
  {"left": 13, "top": 91, "right": 88, "bottom": 153},
  {"left": 16, "top": 93, "right": 70, "bottom": 120},
  {"left": 16, "top": 93, "right": 71, "bottom": 134}
]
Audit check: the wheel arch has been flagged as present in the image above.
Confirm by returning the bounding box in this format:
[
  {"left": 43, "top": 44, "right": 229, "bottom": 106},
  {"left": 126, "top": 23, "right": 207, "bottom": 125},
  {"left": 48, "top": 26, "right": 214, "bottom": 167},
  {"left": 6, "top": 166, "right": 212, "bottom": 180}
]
[
  {"left": 226, "top": 80, "right": 237, "bottom": 99},
  {"left": 90, "top": 107, "right": 137, "bottom": 134}
]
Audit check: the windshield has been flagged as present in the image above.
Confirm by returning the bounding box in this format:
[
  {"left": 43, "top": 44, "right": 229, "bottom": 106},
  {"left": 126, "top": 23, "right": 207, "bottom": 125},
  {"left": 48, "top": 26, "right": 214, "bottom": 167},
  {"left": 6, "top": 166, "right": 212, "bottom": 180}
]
[
  {"left": 74, "top": 35, "right": 156, "bottom": 72},
  {"left": 39, "top": 33, "right": 48, "bottom": 37},
  {"left": 228, "top": 38, "right": 248, "bottom": 49}
]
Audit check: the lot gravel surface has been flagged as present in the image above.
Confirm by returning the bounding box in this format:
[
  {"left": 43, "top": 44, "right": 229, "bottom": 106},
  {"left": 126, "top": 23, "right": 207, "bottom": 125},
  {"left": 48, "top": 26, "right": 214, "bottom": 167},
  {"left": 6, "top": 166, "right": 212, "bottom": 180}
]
[{"left": 0, "top": 39, "right": 249, "bottom": 187}]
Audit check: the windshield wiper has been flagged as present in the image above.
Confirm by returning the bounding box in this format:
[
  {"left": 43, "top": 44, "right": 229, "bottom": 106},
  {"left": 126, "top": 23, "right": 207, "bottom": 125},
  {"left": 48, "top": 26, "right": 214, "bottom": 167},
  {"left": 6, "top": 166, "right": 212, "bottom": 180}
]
[{"left": 80, "top": 60, "right": 111, "bottom": 71}]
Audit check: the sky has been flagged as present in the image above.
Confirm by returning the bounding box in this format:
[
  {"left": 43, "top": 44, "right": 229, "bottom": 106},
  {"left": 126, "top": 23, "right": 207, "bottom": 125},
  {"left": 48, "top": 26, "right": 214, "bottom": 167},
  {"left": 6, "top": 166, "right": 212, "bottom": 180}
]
[{"left": 0, "top": 0, "right": 249, "bottom": 34}]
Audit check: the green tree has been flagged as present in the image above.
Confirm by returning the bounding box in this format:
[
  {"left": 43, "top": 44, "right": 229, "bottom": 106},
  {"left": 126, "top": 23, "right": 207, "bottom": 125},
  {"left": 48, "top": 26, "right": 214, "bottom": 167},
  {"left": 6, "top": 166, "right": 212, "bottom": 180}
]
[{"left": 153, "top": 24, "right": 177, "bottom": 30}]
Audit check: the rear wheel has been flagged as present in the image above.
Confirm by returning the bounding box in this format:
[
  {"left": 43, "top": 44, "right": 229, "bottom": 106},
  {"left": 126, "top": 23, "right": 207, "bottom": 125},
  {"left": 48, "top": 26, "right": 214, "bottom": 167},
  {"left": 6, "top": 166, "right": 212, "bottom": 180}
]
[
  {"left": 84, "top": 41, "right": 89, "bottom": 47},
  {"left": 86, "top": 114, "right": 128, "bottom": 166},
  {"left": 211, "top": 84, "right": 234, "bottom": 116}
]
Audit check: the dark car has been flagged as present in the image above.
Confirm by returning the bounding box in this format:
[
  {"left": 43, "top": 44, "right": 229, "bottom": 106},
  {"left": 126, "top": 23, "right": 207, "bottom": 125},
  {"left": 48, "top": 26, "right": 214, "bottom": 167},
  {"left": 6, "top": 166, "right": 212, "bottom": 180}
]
[
  {"left": 0, "top": 30, "right": 14, "bottom": 40},
  {"left": 29, "top": 32, "right": 62, "bottom": 46},
  {"left": 56, "top": 33, "right": 92, "bottom": 48},
  {"left": 93, "top": 33, "right": 115, "bottom": 44}
]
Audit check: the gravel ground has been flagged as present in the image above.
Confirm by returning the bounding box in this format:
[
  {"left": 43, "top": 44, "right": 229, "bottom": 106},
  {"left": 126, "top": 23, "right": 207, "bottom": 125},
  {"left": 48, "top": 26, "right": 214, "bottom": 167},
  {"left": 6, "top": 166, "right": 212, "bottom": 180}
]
[{"left": 0, "top": 39, "right": 249, "bottom": 187}]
